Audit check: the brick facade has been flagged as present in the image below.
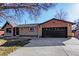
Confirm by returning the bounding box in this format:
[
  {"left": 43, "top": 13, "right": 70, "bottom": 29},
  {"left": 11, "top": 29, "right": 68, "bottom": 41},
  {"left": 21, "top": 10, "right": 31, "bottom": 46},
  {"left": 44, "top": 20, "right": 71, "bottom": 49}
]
[{"left": 2, "top": 19, "right": 73, "bottom": 37}]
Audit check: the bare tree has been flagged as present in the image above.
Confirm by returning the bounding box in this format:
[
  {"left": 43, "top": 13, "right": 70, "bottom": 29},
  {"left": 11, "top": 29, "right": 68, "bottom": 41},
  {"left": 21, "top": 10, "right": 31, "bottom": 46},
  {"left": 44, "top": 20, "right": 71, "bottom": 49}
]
[
  {"left": 74, "top": 19, "right": 79, "bottom": 29},
  {"left": 54, "top": 9, "right": 67, "bottom": 20},
  {"left": 0, "top": 3, "right": 57, "bottom": 21}
]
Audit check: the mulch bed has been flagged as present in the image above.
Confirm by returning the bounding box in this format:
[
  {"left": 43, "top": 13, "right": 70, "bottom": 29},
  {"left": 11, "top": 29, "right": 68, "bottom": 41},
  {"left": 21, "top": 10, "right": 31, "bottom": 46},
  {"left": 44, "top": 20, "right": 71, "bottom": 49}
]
[{"left": 0, "top": 39, "right": 31, "bottom": 47}]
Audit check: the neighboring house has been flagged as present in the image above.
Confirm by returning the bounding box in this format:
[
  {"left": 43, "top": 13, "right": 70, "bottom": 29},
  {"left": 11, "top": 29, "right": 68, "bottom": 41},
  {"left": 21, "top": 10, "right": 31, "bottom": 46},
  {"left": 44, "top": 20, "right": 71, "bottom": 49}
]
[
  {"left": 0, "top": 29, "right": 4, "bottom": 36},
  {"left": 1, "top": 18, "right": 74, "bottom": 38},
  {"left": 72, "top": 24, "right": 76, "bottom": 37},
  {"left": 74, "top": 26, "right": 79, "bottom": 39},
  {"left": 72, "top": 30, "right": 75, "bottom": 37}
]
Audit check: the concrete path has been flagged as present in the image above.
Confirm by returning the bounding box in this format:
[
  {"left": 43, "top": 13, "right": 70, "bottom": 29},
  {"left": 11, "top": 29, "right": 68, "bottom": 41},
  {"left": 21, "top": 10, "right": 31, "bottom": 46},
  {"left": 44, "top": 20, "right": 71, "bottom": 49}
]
[
  {"left": 9, "top": 46, "right": 67, "bottom": 56},
  {"left": 26, "top": 38, "right": 66, "bottom": 47},
  {"left": 9, "top": 37, "right": 79, "bottom": 56},
  {"left": 62, "top": 45, "right": 79, "bottom": 56}
]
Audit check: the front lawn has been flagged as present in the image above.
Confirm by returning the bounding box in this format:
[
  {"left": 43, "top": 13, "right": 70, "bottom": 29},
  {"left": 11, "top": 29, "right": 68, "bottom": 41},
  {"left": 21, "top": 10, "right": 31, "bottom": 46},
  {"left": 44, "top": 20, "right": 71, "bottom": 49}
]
[
  {"left": 0, "top": 46, "right": 17, "bottom": 56},
  {"left": 0, "top": 39, "right": 31, "bottom": 56}
]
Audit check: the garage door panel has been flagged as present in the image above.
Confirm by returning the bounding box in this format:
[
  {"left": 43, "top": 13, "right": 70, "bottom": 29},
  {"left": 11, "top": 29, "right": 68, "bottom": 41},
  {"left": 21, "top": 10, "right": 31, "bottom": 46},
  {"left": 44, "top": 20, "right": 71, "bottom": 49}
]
[{"left": 42, "top": 27, "right": 67, "bottom": 38}]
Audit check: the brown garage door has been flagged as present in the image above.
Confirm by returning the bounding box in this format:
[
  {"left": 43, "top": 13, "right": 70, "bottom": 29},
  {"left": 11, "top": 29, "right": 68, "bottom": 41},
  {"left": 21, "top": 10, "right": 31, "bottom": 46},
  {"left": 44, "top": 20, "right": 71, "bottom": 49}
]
[{"left": 42, "top": 27, "right": 67, "bottom": 38}]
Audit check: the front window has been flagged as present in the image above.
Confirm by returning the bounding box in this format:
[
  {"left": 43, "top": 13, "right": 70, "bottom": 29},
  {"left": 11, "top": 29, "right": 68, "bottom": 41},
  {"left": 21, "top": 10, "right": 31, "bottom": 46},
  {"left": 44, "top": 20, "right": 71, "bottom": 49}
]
[
  {"left": 6, "top": 28, "right": 12, "bottom": 33},
  {"left": 30, "top": 27, "right": 35, "bottom": 32}
]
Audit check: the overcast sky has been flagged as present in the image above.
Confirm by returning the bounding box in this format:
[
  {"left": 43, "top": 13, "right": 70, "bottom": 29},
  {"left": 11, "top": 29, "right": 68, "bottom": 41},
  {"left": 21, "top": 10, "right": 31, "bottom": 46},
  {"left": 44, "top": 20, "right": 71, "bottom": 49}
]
[{"left": 0, "top": 3, "right": 79, "bottom": 27}]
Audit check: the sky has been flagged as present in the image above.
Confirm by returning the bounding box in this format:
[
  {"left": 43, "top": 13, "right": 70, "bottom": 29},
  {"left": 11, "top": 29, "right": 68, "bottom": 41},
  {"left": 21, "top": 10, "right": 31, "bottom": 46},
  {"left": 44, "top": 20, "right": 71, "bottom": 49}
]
[
  {"left": 0, "top": 3, "right": 79, "bottom": 27},
  {"left": 36, "top": 3, "right": 79, "bottom": 23}
]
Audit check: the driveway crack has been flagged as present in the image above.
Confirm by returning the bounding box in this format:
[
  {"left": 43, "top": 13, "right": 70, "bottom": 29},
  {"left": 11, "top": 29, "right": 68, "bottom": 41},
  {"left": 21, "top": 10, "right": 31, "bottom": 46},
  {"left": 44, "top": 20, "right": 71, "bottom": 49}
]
[{"left": 61, "top": 46, "right": 69, "bottom": 56}]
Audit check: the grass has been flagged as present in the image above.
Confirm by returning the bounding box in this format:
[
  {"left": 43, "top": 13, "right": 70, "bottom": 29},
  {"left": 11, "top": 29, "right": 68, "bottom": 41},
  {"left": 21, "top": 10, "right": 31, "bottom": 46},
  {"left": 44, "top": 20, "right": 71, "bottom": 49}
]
[
  {"left": 0, "top": 46, "right": 17, "bottom": 56},
  {"left": 0, "top": 39, "right": 31, "bottom": 56},
  {"left": 0, "top": 39, "right": 7, "bottom": 46}
]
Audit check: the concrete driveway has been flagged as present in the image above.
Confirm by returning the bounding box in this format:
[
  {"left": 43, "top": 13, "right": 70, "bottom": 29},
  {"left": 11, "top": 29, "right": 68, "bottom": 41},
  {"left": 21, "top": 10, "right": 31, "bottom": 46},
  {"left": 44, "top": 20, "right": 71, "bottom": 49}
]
[{"left": 9, "top": 37, "right": 79, "bottom": 56}]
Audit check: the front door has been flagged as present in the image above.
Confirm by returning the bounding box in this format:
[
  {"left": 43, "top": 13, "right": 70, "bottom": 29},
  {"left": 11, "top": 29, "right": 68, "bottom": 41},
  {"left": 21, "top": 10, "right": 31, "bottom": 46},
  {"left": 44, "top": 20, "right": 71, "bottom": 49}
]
[
  {"left": 13, "top": 28, "right": 16, "bottom": 36},
  {"left": 16, "top": 27, "right": 19, "bottom": 35}
]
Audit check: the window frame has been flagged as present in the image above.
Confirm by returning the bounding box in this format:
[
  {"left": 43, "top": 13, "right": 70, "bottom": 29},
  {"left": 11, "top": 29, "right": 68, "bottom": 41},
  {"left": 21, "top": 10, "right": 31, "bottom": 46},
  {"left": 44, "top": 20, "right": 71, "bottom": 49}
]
[
  {"left": 29, "top": 27, "right": 35, "bottom": 32},
  {"left": 6, "top": 28, "right": 12, "bottom": 33}
]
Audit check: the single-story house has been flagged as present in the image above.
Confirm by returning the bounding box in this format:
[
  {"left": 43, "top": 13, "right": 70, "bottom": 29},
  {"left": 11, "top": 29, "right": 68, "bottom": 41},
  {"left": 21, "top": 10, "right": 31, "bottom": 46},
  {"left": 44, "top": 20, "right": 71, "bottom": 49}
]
[{"left": 1, "top": 18, "right": 74, "bottom": 38}]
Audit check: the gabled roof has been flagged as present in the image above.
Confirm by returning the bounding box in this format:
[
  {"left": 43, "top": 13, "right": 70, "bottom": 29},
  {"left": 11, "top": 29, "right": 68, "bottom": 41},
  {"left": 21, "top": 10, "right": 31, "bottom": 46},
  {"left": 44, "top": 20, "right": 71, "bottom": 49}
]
[
  {"left": 8, "top": 20, "right": 17, "bottom": 27},
  {"left": 1, "top": 20, "right": 17, "bottom": 29},
  {"left": 1, "top": 18, "right": 75, "bottom": 29},
  {"left": 40, "top": 18, "right": 75, "bottom": 25}
]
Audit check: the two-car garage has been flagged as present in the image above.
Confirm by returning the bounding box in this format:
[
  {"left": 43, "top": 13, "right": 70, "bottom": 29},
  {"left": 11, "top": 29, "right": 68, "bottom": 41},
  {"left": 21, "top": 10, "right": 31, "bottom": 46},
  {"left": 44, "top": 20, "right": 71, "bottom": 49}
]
[
  {"left": 41, "top": 19, "right": 73, "bottom": 38},
  {"left": 42, "top": 27, "right": 67, "bottom": 38}
]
